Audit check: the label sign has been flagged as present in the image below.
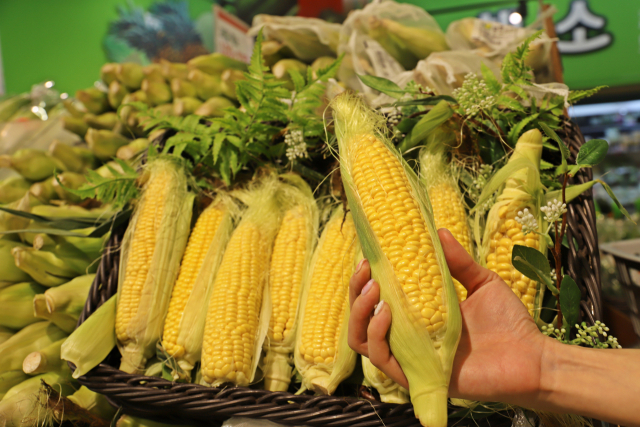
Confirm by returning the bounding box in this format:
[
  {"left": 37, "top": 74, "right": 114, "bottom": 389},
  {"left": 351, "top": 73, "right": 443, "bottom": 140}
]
[
  {"left": 363, "top": 39, "right": 406, "bottom": 78},
  {"left": 214, "top": 6, "right": 253, "bottom": 64}
]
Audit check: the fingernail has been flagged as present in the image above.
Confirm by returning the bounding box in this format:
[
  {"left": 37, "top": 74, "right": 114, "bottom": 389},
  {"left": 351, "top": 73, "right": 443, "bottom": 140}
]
[
  {"left": 355, "top": 258, "right": 366, "bottom": 274},
  {"left": 361, "top": 279, "right": 374, "bottom": 296},
  {"left": 374, "top": 300, "right": 385, "bottom": 316}
]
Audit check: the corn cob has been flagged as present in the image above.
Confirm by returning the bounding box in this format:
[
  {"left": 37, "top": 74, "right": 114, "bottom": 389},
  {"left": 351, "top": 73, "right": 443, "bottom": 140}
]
[
  {"left": 332, "top": 94, "right": 461, "bottom": 427},
  {"left": 116, "top": 159, "right": 194, "bottom": 373},
  {"left": 161, "top": 195, "right": 238, "bottom": 380},
  {"left": 294, "top": 205, "right": 359, "bottom": 395},
  {"left": 0, "top": 282, "right": 46, "bottom": 329},
  {"left": 362, "top": 355, "right": 410, "bottom": 403},
  {"left": 263, "top": 175, "right": 319, "bottom": 392},
  {"left": 62, "top": 295, "right": 116, "bottom": 379},
  {"left": 0, "top": 321, "right": 66, "bottom": 374},
  {"left": 479, "top": 129, "right": 544, "bottom": 318},
  {"left": 220, "top": 69, "right": 246, "bottom": 100},
  {"left": 143, "top": 63, "right": 166, "bottom": 82},
  {"left": 200, "top": 176, "right": 283, "bottom": 387},
  {"left": 419, "top": 133, "right": 473, "bottom": 302},
  {"left": 170, "top": 78, "right": 197, "bottom": 98}
]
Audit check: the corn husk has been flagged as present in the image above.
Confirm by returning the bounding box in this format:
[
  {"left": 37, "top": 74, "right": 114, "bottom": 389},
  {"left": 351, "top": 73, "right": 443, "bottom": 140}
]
[
  {"left": 0, "top": 326, "right": 13, "bottom": 345},
  {"left": 117, "top": 138, "right": 150, "bottom": 161},
  {"left": 44, "top": 274, "right": 94, "bottom": 317},
  {"left": 0, "top": 177, "right": 30, "bottom": 204},
  {"left": 22, "top": 338, "right": 66, "bottom": 375},
  {"left": 12, "top": 246, "right": 95, "bottom": 287},
  {"left": 85, "top": 128, "right": 130, "bottom": 161},
  {"left": 0, "top": 322, "right": 67, "bottom": 374},
  {"left": 362, "top": 355, "right": 410, "bottom": 404},
  {"left": 61, "top": 295, "right": 116, "bottom": 379},
  {"left": 160, "top": 60, "right": 189, "bottom": 80},
  {"left": 188, "top": 69, "right": 222, "bottom": 100},
  {"left": 49, "top": 140, "right": 97, "bottom": 174},
  {"left": 0, "top": 149, "right": 66, "bottom": 182},
  {"left": 52, "top": 171, "right": 86, "bottom": 203},
  {"left": 200, "top": 174, "right": 285, "bottom": 387},
  {"left": 170, "top": 78, "right": 197, "bottom": 98},
  {"left": 76, "top": 88, "right": 109, "bottom": 115},
  {"left": 116, "top": 159, "right": 194, "bottom": 373},
  {"left": 173, "top": 97, "right": 203, "bottom": 116},
  {"left": 271, "top": 59, "right": 307, "bottom": 91},
  {"left": 161, "top": 194, "right": 240, "bottom": 380},
  {"left": 262, "top": 174, "right": 319, "bottom": 392},
  {"left": 116, "top": 63, "right": 145, "bottom": 90},
  {"left": 474, "top": 129, "right": 545, "bottom": 321},
  {"left": 141, "top": 78, "right": 173, "bottom": 106},
  {"left": 220, "top": 69, "right": 246, "bottom": 100},
  {"left": 332, "top": 93, "right": 461, "bottom": 427},
  {"left": 293, "top": 205, "right": 359, "bottom": 395},
  {"left": 117, "top": 415, "right": 192, "bottom": 427},
  {"left": 0, "top": 371, "right": 29, "bottom": 400},
  {"left": 68, "top": 386, "right": 118, "bottom": 420},
  {"left": 0, "top": 282, "right": 46, "bottom": 329},
  {"left": 33, "top": 294, "right": 78, "bottom": 333},
  {"left": 62, "top": 115, "right": 90, "bottom": 137},
  {"left": 194, "top": 97, "right": 234, "bottom": 118},
  {"left": 0, "top": 241, "right": 32, "bottom": 283},
  {"left": 187, "top": 53, "right": 248, "bottom": 76}
]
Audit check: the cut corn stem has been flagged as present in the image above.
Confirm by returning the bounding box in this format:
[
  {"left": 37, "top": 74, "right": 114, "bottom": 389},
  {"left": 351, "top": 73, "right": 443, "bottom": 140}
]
[
  {"left": 33, "top": 294, "right": 78, "bottom": 333},
  {"left": 22, "top": 338, "right": 66, "bottom": 375},
  {"left": 45, "top": 274, "right": 94, "bottom": 317},
  {"left": 161, "top": 194, "right": 239, "bottom": 380},
  {"left": 0, "top": 321, "right": 67, "bottom": 374},
  {"left": 263, "top": 174, "right": 319, "bottom": 392},
  {"left": 294, "top": 205, "right": 359, "bottom": 395},
  {"left": 62, "top": 295, "right": 116, "bottom": 379},
  {"left": 332, "top": 94, "right": 461, "bottom": 427}
]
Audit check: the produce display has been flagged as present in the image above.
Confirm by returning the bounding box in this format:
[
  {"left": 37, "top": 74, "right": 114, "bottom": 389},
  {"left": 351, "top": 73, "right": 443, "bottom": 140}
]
[{"left": 0, "top": 2, "right": 628, "bottom": 427}]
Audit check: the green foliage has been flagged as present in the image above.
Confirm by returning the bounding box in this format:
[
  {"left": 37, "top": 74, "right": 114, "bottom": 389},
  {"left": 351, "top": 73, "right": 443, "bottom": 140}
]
[
  {"left": 559, "top": 275, "right": 581, "bottom": 329},
  {"left": 568, "top": 86, "right": 606, "bottom": 104}
]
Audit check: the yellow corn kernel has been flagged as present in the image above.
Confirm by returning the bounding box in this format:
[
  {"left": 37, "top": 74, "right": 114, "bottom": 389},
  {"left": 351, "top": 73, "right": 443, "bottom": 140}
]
[
  {"left": 268, "top": 206, "right": 308, "bottom": 344},
  {"left": 201, "top": 221, "right": 269, "bottom": 386},
  {"left": 485, "top": 204, "right": 538, "bottom": 315},
  {"left": 116, "top": 167, "right": 171, "bottom": 343},
  {"left": 298, "top": 212, "right": 357, "bottom": 367},
  {"left": 351, "top": 134, "right": 446, "bottom": 338},
  {"left": 162, "top": 204, "right": 226, "bottom": 358}
]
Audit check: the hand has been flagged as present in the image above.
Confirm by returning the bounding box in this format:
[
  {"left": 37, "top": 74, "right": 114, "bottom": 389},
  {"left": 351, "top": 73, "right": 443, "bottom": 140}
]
[{"left": 348, "top": 228, "right": 550, "bottom": 406}]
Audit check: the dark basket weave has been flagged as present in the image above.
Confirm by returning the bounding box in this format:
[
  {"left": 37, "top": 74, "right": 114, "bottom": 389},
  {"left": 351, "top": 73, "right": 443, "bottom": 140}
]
[{"left": 71, "top": 120, "right": 601, "bottom": 427}]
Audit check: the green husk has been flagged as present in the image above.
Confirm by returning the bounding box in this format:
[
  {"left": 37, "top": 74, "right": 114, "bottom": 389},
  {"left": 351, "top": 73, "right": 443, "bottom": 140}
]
[
  {"left": 0, "top": 370, "right": 29, "bottom": 400},
  {"left": 117, "top": 159, "right": 194, "bottom": 374},
  {"left": 170, "top": 78, "right": 197, "bottom": 98},
  {"left": 29, "top": 178, "right": 58, "bottom": 203},
  {"left": 117, "top": 415, "right": 192, "bottom": 427},
  {"left": 220, "top": 69, "right": 246, "bottom": 100},
  {"left": 173, "top": 97, "right": 203, "bottom": 116},
  {"left": 0, "top": 177, "right": 31, "bottom": 204},
  {"left": 188, "top": 69, "right": 222, "bottom": 100},
  {"left": 0, "top": 95, "right": 31, "bottom": 122},
  {"left": 0, "top": 149, "right": 66, "bottom": 182},
  {"left": 0, "top": 326, "right": 13, "bottom": 344},
  {"left": 43, "top": 274, "right": 94, "bottom": 317},
  {"left": 116, "top": 63, "right": 145, "bottom": 90},
  {"left": 108, "top": 80, "right": 130, "bottom": 109},
  {"left": 272, "top": 59, "right": 307, "bottom": 91},
  {"left": 161, "top": 194, "right": 240, "bottom": 381},
  {"left": 49, "top": 140, "right": 97, "bottom": 174},
  {"left": 293, "top": 205, "right": 359, "bottom": 395},
  {"left": 0, "top": 322, "right": 67, "bottom": 374},
  {"left": 12, "top": 246, "right": 94, "bottom": 287},
  {"left": 33, "top": 293, "right": 78, "bottom": 333},
  {"left": 143, "top": 63, "right": 166, "bottom": 82},
  {"left": 187, "top": 52, "right": 248, "bottom": 76},
  {"left": 141, "top": 79, "right": 173, "bottom": 106},
  {"left": 61, "top": 295, "right": 116, "bottom": 379},
  {"left": 262, "top": 174, "right": 319, "bottom": 392},
  {"left": 0, "top": 282, "right": 46, "bottom": 329},
  {"left": 76, "top": 88, "right": 109, "bottom": 115},
  {"left": 362, "top": 355, "right": 410, "bottom": 404},
  {"left": 194, "top": 96, "right": 234, "bottom": 118},
  {"left": 332, "top": 93, "right": 461, "bottom": 427},
  {"left": 0, "top": 241, "right": 33, "bottom": 283},
  {"left": 101, "top": 63, "right": 119, "bottom": 86},
  {"left": 22, "top": 338, "right": 66, "bottom": 375},
  {"left": 62, "top": 115, "right": 90, "bottom": 137},
  {"left": 117, "top": 138, "right": 150, "bottom": 161},
  {"left": 52, "top": 171, "right": 86, "bottom": 203},
  {"left": 68, "top": 386, "right": 118, "bottom": 420},
  {"left": 160, "top": 60, "right": 189, "bottom": 80},
  {"left": 85, "top": 128, "right": 130, "bottom": 161},
  {"left": 84, "top": 112, "right": 119, "bottom": 130}
]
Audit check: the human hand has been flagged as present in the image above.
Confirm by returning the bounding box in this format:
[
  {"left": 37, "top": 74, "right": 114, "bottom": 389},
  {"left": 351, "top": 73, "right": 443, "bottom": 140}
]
[{"left": 348, "top": 228, "right": 550, "bottom": 406}]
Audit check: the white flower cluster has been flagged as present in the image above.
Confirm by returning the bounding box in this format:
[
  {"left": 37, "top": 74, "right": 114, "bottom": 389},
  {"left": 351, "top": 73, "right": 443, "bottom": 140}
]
[
  {"left": 387, "top": 108, "right": 401, "bottom": 126},
  {"left": 469, "top": 164, "right": 493, "bottom": 202},
  {"left": 550, "top": 268, "right": 557, "bottom": 282},
  {"left": 452, "top": 73, "right": 496, "bottom": 117},
  {"left": 542, "top": 321, "right": 622, "bottom": 349},
  {"left": 541, "top": 199, "right": 567, "bottom": 224},
  {"left": 284, "top": 129, "right": 308, "bottom": 161},
  {"left": 515, "top": 208, "right": 538, "bottom": 235}
]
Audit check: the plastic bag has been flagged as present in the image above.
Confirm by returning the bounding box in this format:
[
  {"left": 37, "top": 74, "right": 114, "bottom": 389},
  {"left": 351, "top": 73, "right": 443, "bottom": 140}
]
[
  {"left": 413, "top": 51, "right": 501, "bottom": 96},
  {"left": 249, "top": 15, "right": 341, "bottom": 63},
  {"left": 445, "top": 18, "right": 555, "bottom": 83},
  {"left": 338, "top": 0, "right": 448, "bottom": 94}
]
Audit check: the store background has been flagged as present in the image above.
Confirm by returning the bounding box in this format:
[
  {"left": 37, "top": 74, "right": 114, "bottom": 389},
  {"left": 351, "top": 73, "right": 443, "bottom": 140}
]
[{"left": 0, "top": 0, "right": 639, "bottom": 340}]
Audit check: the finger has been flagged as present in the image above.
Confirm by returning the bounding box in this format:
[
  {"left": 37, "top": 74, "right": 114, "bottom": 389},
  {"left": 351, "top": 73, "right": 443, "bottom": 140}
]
[
  {"left": 349, "top": 258, "right": 370, "bottom": 308},
  {"left": 438, "top": 228, "right": 499, "bottom": 296},
  {"left": 348, "top": 278, "right": 379, "bottom": 357},
  {"left": 367, "top": 301, "right": 409, "bottom": 389}
]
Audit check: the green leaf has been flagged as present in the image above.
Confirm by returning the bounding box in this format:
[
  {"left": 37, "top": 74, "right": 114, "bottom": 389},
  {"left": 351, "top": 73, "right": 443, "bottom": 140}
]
[
  {"left": 496, "top": 95, "right": 525, "bottom": 112},
  {"left": 512, "top": 245, "right": 556, "bottom": 294},
  {"left": 212, "top": 133, "right": 225, "bottom": 163},
  {"left": 480, "top": 63, "right": 501, "bottom": 94},
  {"left": 540, "top": 159, "right": 554, "bottom": 170},
  {"left": 568, "top": 164, "right": 582, "bottom": 176},
  {"left": 576, "top": 139, "right": 608, "bottom": 166},
  {"left": 568, "top": 86, "right": 606, "bottom": 104},
  {"left": 289, "top": 69, "right": 306, "bottom": 93},
  {"left": 88, "top": 209, "right": 132, "bottom": 238},
  {"left": 596, "top": 179, "right": 633, "bottom": 221},
  {"left": 394, "top": 95, "right": 457, "bottom": 107},
  {"left": 357, "top": 74, "right": 404, "bottom": 98},
  {"left": 398, "top": 100, "right": 453, "bottom": 153},
  {"left": 314, "top": 54, "right": 343, "bottom": 82},
  {"left": 559, "top": 275, "right": 581, "bottom": 330},
  {"left": 508, "top": 113, "right": 539, "bottom": 146},
  {"left": 539, "top": 122, "right": 569, "bottom": 174}
]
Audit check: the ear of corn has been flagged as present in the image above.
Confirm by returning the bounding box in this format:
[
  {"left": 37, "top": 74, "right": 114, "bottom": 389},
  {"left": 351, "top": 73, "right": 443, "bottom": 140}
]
[
  {"left": 263, "top": 174, "right": 319, "bottom": 392},
  {"left": 0, "top": 176, "right": 30, "bottom": 204},
  {"left": 33, "top": 293, "right": 78, "bottom": 333},
  {"left": 200, "top": 176, "right": 283, "bottom": 387},
  {"left": 62, "top": 295, "right": 116, "bottom": 379},
  {"left": 22, "top": 337, "right": 66, "bottom": 375},
  {"left": 477, "top": 129, "right": 545, "bottom": 319},
  {"left": 116, "top": 159, "right": 194, "bottom": 373},
  {"left": 0, "top": 321, "right": 67, "bottom": 374},
  {"left": 362, "top": 355, "right": 410, "bottom": 404},
  {"left": 0, "top": 282, "right": 46, "bottom": 329},
  {"left": 0, "top": 241, "right": 32, "bottom": 283},
  {"left": 419, "top": 131, "right": 473, "bottom": 302},
  {"left": 68, "top": 386, "right": 118, "bottom": 420},
  {"left": 294, "top": 205, "right": 359, "bottom": 395},
  {"left": 161, "top": 194, "right": 239, "bottom": 380},
  {"left": 332, "top": 93, "right": 461, "bottom": 427},
  {"left": 44, "top": 274, "right": 94, "bottom": 319}
]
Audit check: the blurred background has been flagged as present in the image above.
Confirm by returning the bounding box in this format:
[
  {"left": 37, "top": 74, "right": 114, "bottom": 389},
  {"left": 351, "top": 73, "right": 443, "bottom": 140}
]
[{"left": 1, "top": 0, "right": 639, "bottom": 344}]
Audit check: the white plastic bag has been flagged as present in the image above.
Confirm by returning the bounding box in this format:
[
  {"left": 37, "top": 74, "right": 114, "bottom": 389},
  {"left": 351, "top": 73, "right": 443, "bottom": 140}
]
[
  {"left": 413, "top": 51, "right": 501, "bottom": 96},
  {"left": 249, "top": 15, "right": 341, "bottom": 63}
]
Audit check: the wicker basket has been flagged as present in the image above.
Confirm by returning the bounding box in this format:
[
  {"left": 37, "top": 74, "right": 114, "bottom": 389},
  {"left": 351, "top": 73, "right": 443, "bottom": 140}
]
[{"left": 70, "top": 120, "right": 601, "bottom": 427}]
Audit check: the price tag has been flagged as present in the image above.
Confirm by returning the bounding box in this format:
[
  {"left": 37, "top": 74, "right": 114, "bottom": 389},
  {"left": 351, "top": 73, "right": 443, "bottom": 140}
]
[
  {"left": 471, "top": 20, "right": 527, "bottom": 50},
  {"left": 214, "top": 6, "right": 253, "bottom": 64},
  {"left": 363, "top": 39, "right": 406, "bottom": 78}
]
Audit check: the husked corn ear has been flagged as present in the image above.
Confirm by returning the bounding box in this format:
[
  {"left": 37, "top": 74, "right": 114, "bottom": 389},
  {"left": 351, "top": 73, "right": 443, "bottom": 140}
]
[
  {"left": 116, "top": 159, "right": 194, "bottom": 373},
  {"left": 480, "top": 129, "right": 544, "bottom": 318},
  {"left": 294, "top": 206, "right": 359, "bottom": 395},
  {"left": 161, "top": 195, "right": 238, "bottom": 380},
  {"left": 333, "top": 94, "right": 461, "bottom": 427},
  {"left": 362, "top": 355, "right": 409, "bottom": 404},
  {"left": 263, "top": 175, "right": 318, "bottom": 392},
  {"left": 201, "top": 176, "right": 283, "bottom": 387}
]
